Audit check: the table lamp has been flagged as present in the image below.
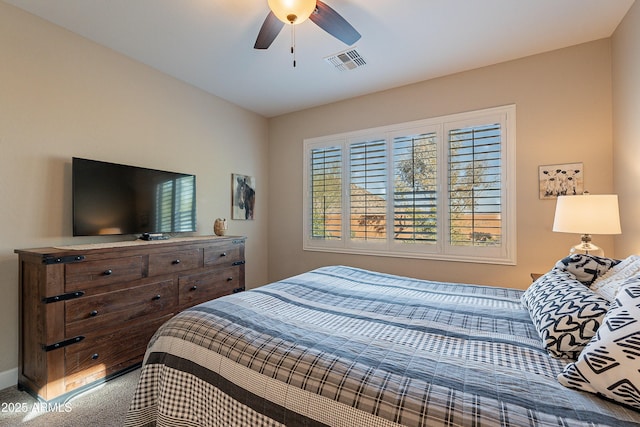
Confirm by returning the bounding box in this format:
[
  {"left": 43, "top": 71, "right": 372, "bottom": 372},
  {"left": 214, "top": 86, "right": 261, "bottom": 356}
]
[{"left": 552, "top": 194, "right": 621, "bottom": 257}]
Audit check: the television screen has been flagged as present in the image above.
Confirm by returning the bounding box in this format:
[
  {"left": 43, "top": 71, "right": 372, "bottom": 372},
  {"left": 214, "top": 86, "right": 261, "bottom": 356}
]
[{"left": 72, "top": 157, "right": 196, "bottom": 236}]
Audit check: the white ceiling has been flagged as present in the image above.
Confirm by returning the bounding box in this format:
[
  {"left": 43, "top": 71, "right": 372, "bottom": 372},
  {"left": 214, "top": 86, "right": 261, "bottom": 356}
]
[{"left": 5, "top": 0, "right": 635, "bottom": 118}]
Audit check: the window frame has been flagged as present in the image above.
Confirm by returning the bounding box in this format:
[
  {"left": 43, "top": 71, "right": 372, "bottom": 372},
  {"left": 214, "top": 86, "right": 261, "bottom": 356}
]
[{"left": 303, "top": 105, "right": 516, "bottom": 265}]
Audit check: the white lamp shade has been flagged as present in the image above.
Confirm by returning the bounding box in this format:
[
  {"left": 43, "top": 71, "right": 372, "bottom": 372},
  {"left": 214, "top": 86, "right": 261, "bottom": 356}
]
[
  {"left": 268, "top": 0, "right": 316, "bottom": 24},
  {"left": 553, "top": 194, "right": 621, "bottom": 235}
]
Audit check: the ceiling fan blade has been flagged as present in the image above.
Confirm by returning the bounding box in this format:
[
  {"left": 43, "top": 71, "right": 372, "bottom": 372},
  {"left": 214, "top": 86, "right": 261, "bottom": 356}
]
[
  {"left": 254, "top": 11, "right": 285, "bottom": 49},
  {"left": 310, "top": 0, "right": 361, "bottom": 45}
]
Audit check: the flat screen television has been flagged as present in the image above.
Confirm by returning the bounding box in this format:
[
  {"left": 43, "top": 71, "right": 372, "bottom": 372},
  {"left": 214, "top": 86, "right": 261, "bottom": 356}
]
[{"left": 72, "top": 157, "right": 196, "bottom": 237}]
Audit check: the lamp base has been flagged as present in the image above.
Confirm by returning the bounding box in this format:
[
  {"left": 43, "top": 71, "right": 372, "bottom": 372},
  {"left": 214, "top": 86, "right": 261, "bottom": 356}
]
[{"left": 569, "top": 234, "right": 604, "bottom": 257}]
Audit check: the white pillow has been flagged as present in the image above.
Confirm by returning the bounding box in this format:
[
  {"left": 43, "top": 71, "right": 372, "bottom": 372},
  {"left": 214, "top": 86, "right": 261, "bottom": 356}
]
[
  {"left": 591, "top": 255, "right": 640, "bottom": 301},
  {"left": 558, "top": 277, "right": 640, "bottom": 410}
]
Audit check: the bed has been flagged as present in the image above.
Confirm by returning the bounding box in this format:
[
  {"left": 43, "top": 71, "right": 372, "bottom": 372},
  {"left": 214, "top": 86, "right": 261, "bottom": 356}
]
[{"left": 124, "top": 262, "right": 640, "bottom": 426}]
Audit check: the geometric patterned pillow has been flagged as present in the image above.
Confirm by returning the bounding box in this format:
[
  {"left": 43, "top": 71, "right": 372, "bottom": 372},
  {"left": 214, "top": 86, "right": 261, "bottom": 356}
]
[
  {"left": 554, "top": 253, "right": 620, "bottom": 286},
  {"left": 521, "top": 269, "right": 610, "bottom": 359},
  {"left": 558, "top": 278, "right": 640, "bottom": 410},
  {"left": 591, "top": 255, "right": 640, "bottom": 301}
]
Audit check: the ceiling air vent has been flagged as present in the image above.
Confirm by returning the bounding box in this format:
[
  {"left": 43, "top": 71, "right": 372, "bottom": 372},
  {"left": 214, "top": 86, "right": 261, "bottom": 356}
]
[{"left": 324, "top": 48, "right": 366, "bottom": 71}]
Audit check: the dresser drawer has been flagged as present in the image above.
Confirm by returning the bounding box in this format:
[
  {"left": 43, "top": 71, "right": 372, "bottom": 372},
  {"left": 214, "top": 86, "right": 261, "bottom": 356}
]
[
  {"left": 64, "top": 314, "right": 171, "bottom": 391},
  {"left": 65, "top": 256, "right": 144, "bottom": 292},
  {"left": 204, "top": 242, "right": 243, "bottom": 267},
  {"left": 65, "top": 279, "right": 177, "bottom": 338},
  {"left": 148, "top": 248, "right": 202, "bottom": 276},
  {"left": 179, "top": 266, "right": 242, "bottom": 308}
]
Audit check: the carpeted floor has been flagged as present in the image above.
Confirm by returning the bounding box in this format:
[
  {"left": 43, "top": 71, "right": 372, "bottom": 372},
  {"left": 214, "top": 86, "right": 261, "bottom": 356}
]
[{"left": 0, "top": 368, "right": 140, "bottom": 426}]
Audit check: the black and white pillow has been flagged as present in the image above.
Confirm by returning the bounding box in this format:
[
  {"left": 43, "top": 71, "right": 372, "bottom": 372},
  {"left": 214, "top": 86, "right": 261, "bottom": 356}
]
[
  {"left": 554, "top": 254, "right": 619, "bottom": 286},
  {"left": 521, "top": 269, "right": 610, "bottom": 359},
  {"left": 558, "top": 278, "right": 640, "bottom": 410},
  {"left": 591, "top": 255, "right": 640, "bottom": 301}
]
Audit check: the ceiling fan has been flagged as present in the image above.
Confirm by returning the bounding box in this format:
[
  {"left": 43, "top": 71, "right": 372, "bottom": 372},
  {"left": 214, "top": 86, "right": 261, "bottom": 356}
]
[{"left": 254, "top": 0, "right": 361, "bottom": 50}]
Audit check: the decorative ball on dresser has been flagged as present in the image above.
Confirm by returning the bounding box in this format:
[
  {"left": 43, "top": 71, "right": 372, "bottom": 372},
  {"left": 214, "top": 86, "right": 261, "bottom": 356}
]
[{"left": 214, "top": 218, "right": 228, "bottom": 236}]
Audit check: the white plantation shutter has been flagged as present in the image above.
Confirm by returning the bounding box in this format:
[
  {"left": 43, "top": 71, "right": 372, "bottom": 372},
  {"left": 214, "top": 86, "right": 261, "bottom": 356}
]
[
  {"left": 393, "top": 132, "right": 438, "bottom": 244},
  {"left": 448, "top": 124, "right": 502, "bottom": 246},
  {"left": 350, "top": 139, "right": 387, "bottom": 242},
  {"left": 310, "top": 146, "right": 342, "bottom": 240},
  {"left": 303, "top": 105, "right": 515, "bottom": 264}
]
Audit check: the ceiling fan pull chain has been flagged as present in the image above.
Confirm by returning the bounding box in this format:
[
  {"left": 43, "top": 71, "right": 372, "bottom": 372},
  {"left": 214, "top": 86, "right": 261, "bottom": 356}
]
[{"left": 291, "top": 24, "right": 296, "bottom": 67}]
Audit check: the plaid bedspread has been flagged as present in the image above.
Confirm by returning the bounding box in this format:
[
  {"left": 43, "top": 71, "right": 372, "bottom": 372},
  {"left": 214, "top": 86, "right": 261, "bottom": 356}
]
[{"left": 125, "top": 266, "right": 640, "bottom": 427}]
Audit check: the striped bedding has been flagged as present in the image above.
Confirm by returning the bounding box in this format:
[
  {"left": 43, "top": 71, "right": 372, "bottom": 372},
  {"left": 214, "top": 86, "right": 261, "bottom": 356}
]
[{"left": 124, "top": 266, "right": 640, "bottom": 426}]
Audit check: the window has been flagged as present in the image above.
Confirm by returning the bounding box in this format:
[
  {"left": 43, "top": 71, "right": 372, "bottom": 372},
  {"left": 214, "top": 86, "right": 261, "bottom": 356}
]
[
  {"left": 303, "top": 105, "right": 516, "bottom": 264},
  {"left": 310, "top": 146, "right": 342, "bottom": 240},
  {"left": 350, "top": 139, "right": 387, "bottom": 242},
  {"left": 393, "top": 131, "right": 438, "bottom": 244}
]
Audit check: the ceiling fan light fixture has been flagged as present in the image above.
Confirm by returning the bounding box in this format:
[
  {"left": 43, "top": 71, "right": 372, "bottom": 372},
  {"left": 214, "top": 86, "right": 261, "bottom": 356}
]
[{"left": 268, "top": 0, "right": 316, "bottom": 25}]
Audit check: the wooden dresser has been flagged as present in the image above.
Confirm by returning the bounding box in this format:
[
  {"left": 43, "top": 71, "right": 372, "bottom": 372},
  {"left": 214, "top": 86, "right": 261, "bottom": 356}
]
[{"left": 15, "top": 235, "right": 245, "bottom": 402}]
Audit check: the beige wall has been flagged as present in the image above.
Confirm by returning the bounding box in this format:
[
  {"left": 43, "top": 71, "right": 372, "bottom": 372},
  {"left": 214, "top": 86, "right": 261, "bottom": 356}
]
[
  {"left": 613, "top": 1, "right": 640, "bottom": 256},
  {"left": 0, "top": 3, "right": 269, "bottom": 380},
  {"left": 268, "top": 39, "right": 616, "bottom": 289}
]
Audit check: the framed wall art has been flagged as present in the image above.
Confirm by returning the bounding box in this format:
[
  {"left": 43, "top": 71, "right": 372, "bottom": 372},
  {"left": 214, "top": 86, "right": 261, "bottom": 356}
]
[
  {"left": 232, "top": 173, "right": 255, "bottom": 220},
  {"left": 538, "top": 162, "right": 583, "bottom": 199}
]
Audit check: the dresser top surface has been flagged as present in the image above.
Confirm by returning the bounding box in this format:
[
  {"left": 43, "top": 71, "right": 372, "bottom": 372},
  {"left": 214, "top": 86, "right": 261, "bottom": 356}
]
[{"left": 15, "top": 235, "right": 246, "bottom": 258}]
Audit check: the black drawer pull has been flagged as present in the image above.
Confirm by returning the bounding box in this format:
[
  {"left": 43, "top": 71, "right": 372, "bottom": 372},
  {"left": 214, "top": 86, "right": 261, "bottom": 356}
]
[
  {"left": 44, "top": 336, "right": 84, "bottom": 352},
  {"left": 227, "top": 277, "right": 233, "bottom": 281},
  {"left": 220, "top": 252, "right": 227, "bottom": 257},
  {"left": 152, "top": 294, "right": 162, "bottom": 300},
  {"left": 91, "top": 353, "right": 99, "bottom": 360},
  {"left": 172, "top": 259, "right": 181, "bottom": 265},
  {"left": 190, "top": 285, "right": 197, "bottom": 291},
  {"left": 42, "top": 291, "right": 84, "bottom": 304},
  {"left": 43, "top": 254, "right": 85, "bottom": 265},
  {"left": 103, "top": 269, "right": 113, "bottom": 276},
  {"left": 89, "top": 310, "right": 98, "bottom": 317}
]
